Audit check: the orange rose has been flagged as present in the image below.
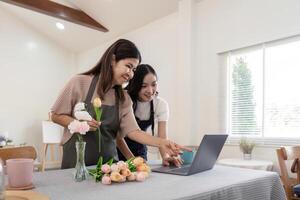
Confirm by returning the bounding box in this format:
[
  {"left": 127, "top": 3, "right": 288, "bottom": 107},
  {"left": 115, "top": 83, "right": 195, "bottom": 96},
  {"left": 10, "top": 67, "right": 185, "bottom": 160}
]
[
  {"left": 136, "top": 163, "right": 151, "bottom": 173},
  {"left": 133, "top": 157, "right": 144, "bottom": 166}
]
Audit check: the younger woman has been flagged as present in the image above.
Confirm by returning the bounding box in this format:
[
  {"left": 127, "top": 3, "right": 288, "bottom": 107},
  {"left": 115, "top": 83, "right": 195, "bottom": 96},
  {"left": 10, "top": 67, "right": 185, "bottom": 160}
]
[{"left": 117, "top": 64, "right": 182, "bottom": 166}]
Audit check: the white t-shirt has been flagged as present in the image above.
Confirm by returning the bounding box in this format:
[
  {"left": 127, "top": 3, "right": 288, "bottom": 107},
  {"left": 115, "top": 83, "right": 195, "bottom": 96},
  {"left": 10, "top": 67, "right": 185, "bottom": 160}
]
[{"left": 134, "top": 96, "right": 169, "bottom": 156}]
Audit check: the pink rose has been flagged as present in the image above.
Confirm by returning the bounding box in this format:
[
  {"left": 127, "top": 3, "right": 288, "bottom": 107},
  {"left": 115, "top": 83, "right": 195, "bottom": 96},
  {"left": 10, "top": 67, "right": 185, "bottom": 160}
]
[
  {"left": 101, "top": 175, "right": 111, "bottom": 185},
  {"left": 68, "top": 120, "right": 90, "bottom": 135},
  {"left": 136, "top": 172, "right": 146, "bottom": 182},
  {"left": 101, "top": 164, "right": 111, "bottom": 174}
]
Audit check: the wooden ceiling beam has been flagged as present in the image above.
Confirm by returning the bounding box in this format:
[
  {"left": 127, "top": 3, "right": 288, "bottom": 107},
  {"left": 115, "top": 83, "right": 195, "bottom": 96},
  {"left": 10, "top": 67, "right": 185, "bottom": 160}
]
[{"left": 0, "top": 0, "right": 108, "bottom": 32}]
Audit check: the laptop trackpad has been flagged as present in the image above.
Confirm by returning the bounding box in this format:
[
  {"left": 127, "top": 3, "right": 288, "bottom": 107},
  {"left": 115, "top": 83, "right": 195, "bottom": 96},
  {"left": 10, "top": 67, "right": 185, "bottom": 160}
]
[{"left": 153, "top": 165, "right": 190, "bottom": 173}]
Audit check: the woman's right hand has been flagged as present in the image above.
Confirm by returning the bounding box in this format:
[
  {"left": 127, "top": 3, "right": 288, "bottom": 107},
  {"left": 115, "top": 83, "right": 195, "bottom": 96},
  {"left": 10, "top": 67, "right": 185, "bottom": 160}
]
[
  {"left": 87, "top": 119, "right": 101, "bottom": 131},
  {"left": 161, "top": 139, "right": 192, "bottom": 158}
]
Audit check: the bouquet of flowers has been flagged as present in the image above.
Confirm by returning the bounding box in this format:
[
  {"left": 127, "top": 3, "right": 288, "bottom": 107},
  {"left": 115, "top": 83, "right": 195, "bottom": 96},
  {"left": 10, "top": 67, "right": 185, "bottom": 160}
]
[
  {"left": 68, "top": 103, "right": 91, "bottom": 181},
  {"left": 72, "top": 98, "right": 102, "bottom": 152},
  {"left": 88, "top": 157, "right": 151, "bottom": 185}
]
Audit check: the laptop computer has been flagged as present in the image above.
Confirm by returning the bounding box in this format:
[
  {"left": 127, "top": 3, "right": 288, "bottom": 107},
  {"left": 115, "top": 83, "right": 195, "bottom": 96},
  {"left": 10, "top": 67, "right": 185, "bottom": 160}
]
[{"left": 152, "top": 134, "right": 228, "bottom": 176}]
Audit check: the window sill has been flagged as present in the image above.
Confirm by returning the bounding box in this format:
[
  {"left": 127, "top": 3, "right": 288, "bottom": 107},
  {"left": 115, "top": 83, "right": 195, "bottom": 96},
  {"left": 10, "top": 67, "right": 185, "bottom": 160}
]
[{"left": 226, "top": 136, "right": 300, "bottom": 147}]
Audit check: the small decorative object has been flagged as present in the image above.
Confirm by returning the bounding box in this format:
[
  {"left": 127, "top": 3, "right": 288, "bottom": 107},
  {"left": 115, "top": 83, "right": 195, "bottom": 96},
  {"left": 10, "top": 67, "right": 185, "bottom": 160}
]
[
  {"left": 93, "top": 97, "right": 102, "bottom": 153},
  {"left": 68, "top": 120, "right": 90, "bottom": 182},
  {"left": 0, "top": 137, "right": 6, "bottom": 147},
  {"left": 239, "top": 137, "right": 256, "bottom": 160},
  {"left": 88, "top": 156, "right": 151, "bottom": 185},
  {"left": 0, "top": 134, "right": 13, "bottom": 147}
]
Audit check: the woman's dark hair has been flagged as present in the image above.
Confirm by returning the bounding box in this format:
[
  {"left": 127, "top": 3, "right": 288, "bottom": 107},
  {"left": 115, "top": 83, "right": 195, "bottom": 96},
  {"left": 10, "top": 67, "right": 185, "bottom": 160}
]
[
  {"left": 82, "top": 39, "right": 141, "bottom": 103},
  {"left": 126, "top": 64, "right": 157, "bottom": 108}
]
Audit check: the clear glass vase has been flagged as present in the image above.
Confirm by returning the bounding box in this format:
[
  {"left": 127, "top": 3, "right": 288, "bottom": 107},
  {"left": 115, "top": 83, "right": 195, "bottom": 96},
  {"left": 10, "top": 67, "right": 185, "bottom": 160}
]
[{"left": 74, "top": 141, "right": 89, "bottom": 182}]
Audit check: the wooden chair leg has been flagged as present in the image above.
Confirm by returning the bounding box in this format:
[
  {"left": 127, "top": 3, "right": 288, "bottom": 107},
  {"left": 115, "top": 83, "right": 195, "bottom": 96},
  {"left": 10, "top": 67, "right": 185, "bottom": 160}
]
[
  {"left": 50, "top": 145, "right": 55, "bottom": 162},
  {"left": 59, "top": 146, "right": 63, "bottom": 163},
  {"left": 41, "top": 143, "right": 48, "bottom": 172}
]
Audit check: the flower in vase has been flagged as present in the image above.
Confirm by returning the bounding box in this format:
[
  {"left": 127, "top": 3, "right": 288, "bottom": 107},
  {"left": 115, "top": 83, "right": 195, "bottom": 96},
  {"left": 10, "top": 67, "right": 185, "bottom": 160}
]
[
  {"left": 68, "top": 119, "right": 90, "bottom": 182},
  {"left": 93, "top": 97, "right": 103, "bottom": 152},
  {"left": 74, "top": 102, "right": 86, "bottom": 112},
  {"left": 68, "top": 120, "right": 89, "bottom": 135},
  {"left": 73, "top": 102, "right": 93, "bottom": 121},
  {"left": 93, "top": 97, "right": 102, "bottom": 108}
]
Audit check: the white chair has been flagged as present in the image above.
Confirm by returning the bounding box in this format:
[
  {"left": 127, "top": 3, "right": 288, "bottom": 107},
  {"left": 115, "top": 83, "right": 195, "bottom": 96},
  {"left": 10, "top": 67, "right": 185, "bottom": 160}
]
[{"left": 41, "top": 121, "right": 64, "bottom": 171}]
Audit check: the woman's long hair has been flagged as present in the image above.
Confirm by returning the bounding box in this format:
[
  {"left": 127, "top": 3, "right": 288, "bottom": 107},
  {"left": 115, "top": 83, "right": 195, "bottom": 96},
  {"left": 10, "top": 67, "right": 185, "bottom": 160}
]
[
  {"left": 126, "top": 64, "right": 157, "bottom": 109},
  {"left": 82, "top": 39, "right": 141, "bottom": 103}
]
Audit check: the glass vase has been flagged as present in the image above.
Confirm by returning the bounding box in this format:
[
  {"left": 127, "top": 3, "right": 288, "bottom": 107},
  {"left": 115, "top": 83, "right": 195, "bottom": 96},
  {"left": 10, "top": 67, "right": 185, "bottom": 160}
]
[{"left": 74, "top": 141, "right": 89, "bottom": 182}]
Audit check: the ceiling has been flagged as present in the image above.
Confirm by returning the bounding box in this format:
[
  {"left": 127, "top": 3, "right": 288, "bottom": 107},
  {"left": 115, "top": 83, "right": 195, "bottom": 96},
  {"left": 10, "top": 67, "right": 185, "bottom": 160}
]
[{"left": 0, "top": 0, "right": 178, "bottom": 52}]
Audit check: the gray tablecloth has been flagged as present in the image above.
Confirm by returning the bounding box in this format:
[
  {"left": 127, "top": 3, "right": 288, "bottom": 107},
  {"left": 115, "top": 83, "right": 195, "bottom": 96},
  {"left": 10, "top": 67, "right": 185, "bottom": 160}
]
[{"left": 33, "top": 165, "right": 286, "bottom": 200}]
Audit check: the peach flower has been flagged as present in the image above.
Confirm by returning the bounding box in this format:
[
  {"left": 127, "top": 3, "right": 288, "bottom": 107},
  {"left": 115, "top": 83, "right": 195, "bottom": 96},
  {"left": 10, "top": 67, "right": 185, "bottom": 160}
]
[
  {"left": 136, "top": 163, "right": 151, "bottom": 173},
  {"left": 127, "top": 173, "right": 136, "bottom": 181},
  {"left": 110, "top": 171, "right": 123, "bottom": 182},
  {"left": 110, "top": 164, "right": 120, "bottom": 173},
  {"left": 120, "top": 168, "right": 131, "bottom": 177},
  {"left": 117, "top": 161, "right": 127, "bottom": 170},
  {"left": 133, "top": 157, "right": 144, "bottom": 166}
]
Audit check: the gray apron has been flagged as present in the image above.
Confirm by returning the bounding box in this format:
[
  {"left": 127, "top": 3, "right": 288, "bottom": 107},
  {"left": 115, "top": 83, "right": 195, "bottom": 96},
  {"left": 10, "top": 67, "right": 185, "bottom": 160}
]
[{"left": 61, "top": 75, "right": 120, "bottom": 169}]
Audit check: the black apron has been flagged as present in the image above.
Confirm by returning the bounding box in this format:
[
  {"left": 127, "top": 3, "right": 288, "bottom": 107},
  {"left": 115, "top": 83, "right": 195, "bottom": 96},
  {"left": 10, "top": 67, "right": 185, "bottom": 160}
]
[
  {"left": 61, "top": 75, "right": 120, "bottom": 169},
  {"left": 117, "top": 100, "right": 154, "bottom": 161}
]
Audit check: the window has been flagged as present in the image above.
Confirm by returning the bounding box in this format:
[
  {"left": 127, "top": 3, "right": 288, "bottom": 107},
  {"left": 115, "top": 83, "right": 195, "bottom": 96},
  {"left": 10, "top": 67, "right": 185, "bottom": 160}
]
[{"left": 227, "top": 37, "right": 300, "bottom": 139}]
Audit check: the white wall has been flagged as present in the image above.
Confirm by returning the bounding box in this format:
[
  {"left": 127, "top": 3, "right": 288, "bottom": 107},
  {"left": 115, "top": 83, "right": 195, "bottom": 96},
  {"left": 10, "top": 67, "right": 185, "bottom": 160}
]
[
  {"left": 0, "top": 8, "right": 76, "bottom": 153},
  {"left": 194, "top": 0, "right": 300, "bottom": 165}
]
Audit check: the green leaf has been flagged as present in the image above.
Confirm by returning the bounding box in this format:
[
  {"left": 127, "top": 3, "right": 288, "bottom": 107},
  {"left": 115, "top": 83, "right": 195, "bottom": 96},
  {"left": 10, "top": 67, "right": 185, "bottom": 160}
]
[
  {"left": 99, "top": 109, "right": 102, "bottom": 120},
  {"left": 96, "top": 156, "right": 103, "bottom": 171},
  {"left": 107, "top": 158, "right": 114, "bottom": 166}
]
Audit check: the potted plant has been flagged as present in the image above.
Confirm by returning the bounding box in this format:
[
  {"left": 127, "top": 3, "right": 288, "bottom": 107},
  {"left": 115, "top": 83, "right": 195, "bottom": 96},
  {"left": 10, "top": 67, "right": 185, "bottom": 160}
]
[{"left": 239, "top": 137, "right": 256, "bottom": 160}]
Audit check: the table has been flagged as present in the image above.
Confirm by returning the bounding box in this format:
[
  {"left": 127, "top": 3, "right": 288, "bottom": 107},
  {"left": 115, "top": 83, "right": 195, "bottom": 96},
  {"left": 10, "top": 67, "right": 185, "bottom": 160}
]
[
  {"left": 32, "top": 165, "right": 286, "bottom": 200},
  {"left": 218, "top": 158, "right": 274, "bottom": 171}
]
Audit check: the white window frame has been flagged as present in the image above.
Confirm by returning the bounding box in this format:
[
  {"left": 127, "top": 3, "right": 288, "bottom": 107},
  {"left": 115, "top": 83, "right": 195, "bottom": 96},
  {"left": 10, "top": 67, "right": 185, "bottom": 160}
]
[{"left": 226, "top": 35, "right": 300, "bottom": 146}]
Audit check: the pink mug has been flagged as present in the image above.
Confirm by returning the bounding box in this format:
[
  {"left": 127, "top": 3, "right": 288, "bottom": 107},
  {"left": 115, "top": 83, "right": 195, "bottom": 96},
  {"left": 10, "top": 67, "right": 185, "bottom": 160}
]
[{"left": 6, "top": 158, "right": 33, "bottom": 188}]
